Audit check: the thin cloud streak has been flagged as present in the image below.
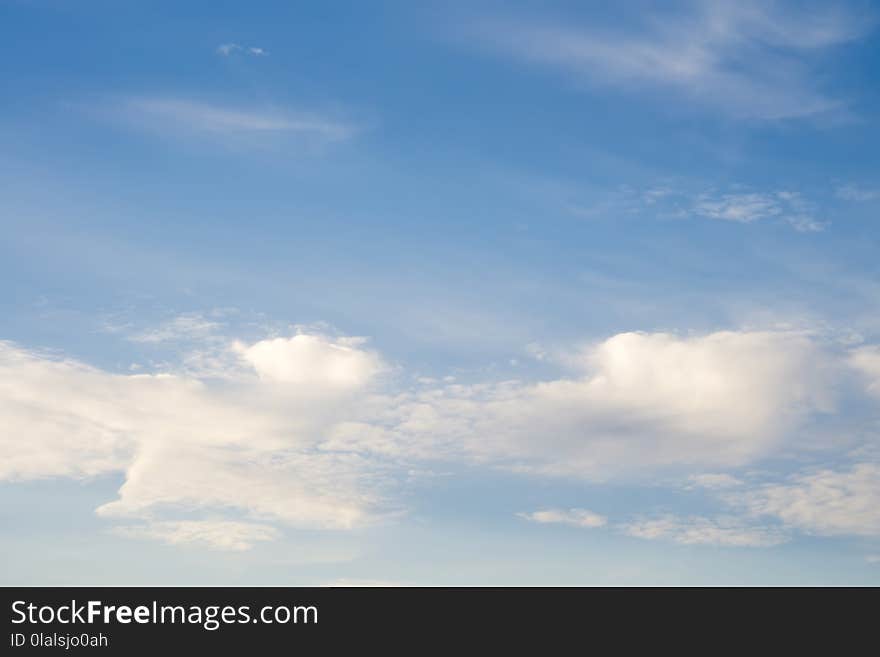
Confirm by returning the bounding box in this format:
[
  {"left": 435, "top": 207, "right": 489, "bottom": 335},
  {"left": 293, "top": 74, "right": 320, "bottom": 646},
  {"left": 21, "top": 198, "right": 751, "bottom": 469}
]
[
  {"left": 119, "top": 98, "right": 355, "bottom": 140},
  {"left": 471, "top": 1, "right": 870, "bottom": 120}
]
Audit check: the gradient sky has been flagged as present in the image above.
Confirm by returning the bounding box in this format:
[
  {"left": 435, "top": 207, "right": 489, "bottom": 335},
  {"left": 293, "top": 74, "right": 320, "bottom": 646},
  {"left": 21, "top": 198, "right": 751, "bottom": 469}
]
[{"left": 2, "top": 0, "right": 880, "bottom": 585}]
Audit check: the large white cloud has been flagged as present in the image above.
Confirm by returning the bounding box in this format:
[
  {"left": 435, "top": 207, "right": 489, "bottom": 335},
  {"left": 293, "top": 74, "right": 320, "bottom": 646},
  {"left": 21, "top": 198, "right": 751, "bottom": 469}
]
[
  {"left": 348, "top": 331, "right": 835, "bottom": 477},
  {"left": 0, "top": 341, "right": 136, "bottom": 480},
  {"left": 0, "top": 334, "right": 392, "bottom": 546}
]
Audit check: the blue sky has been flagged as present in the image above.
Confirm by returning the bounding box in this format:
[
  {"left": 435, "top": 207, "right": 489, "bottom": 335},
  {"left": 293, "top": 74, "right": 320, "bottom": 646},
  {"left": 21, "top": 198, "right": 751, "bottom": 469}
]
[{"left": 2, "top": 0, "right": 880, "bottom": 585}]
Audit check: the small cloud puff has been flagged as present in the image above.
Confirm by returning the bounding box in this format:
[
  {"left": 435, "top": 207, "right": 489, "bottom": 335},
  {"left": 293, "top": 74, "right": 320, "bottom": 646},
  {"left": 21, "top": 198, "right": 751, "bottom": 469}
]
[
  {"left": 518, "top": 508, "right": 607, "bottom": 528},
  {"left": 234, "top": 333, "right": 386, "bottom": 388},
  {"left": 217, "top": 43, "right": 268, "bottom": 57}
]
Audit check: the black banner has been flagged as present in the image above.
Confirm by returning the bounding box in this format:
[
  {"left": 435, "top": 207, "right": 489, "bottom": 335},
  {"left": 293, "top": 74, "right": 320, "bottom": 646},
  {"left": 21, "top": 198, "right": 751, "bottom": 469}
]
[{"left": 1, "top": 587, "right": 875, "bottom": 652}]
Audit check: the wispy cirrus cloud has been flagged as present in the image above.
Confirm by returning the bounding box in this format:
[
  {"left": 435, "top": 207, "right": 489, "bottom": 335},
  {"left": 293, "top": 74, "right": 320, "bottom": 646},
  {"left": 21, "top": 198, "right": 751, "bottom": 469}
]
[
  {"left": 127, "top": 312, "right": 222, "bottom": 344},
  {"left": 470, "top": 1, "right": 869, "bottom": 120},
  {"left": 115, "top": 97, "right": 355, "bottom": 141},
  {"left": 78, "top": 96, "right": 358, "bottom": 147}
]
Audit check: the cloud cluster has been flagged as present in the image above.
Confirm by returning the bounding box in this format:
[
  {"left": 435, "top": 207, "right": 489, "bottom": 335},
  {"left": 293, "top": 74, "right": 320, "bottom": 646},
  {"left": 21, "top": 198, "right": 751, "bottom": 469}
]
[
  {"left": 692, "top": 190, "right": 827, "bottom": 231},
  {"left": 2, "top": 322, "right": 878, "bottom": 550},
  {"left": 735, "top": 464, "right": 880, "bottom": 537}
]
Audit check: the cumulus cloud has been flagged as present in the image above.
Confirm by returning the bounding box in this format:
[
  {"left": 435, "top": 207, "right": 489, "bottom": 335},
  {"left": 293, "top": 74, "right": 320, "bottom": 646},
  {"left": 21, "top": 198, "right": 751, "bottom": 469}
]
[
  {"left": 0, "top": 333, "right": 393, "bottom": 548},
  {"left": 362, "top": 330, "right": 835, "bottom": 477},
  {"left": 474, "top": 1, "right": 865, "bottom": 119},
  {"left": 621, "top": 515, "right": 788, "bottom": 547},
  {"left": 0, "top": 341, "right": 136, "bottom": 480},
  {"left": 518, "top": 508, "right": 607, "bottom": 528},
  {"left": 234, "top": 334, "right": 385, "bottom": 388}
]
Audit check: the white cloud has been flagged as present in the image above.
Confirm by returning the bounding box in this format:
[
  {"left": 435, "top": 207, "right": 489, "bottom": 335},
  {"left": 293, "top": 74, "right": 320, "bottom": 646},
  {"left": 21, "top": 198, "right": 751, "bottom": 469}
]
[
  {"left": 475, "top": 1, "right": 864, "bottom": 119},
  {"left": 234, "top": 334, "right": 385, "bottom": 389},
  {"left": 518, "top": 508, "right": 607, "bottom": 528},
  {"left": 113, "top": 520, "right": 279, "bottom": 551},
  {"left": 786, "top": 215, "right": 828, "bottom": 233},
  {"left": 0, "top": 326, "right": 859, "bottom": 549},
  {"left": 575, "top": 184, "right": 829, "bottom": 231},
  {"left": 850, "top": 346, "right": 880, "bottom": 397},
  {"left": 736, "top": 463, "right": 880, "bottom": 537},
  {"left": 217, "top": 43, "right": 268, "bottom": 57},
  {"left": 694, "top": 192, "right": 782, "bottom": 223},
  {"left": 364, "top": 330, "right": 835, "bottom": 477},
  {"left": 0, "top": 341, "right": 135, "bottom": 480},
  {"left": 690, "top": 190, "right": 827, "bottom": 231},
  {"left": 621, "top": 515, "right": 788, "bottom": 547},
  {"left": 0, "top": 333, "right": 393, "bottom": 548}
]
